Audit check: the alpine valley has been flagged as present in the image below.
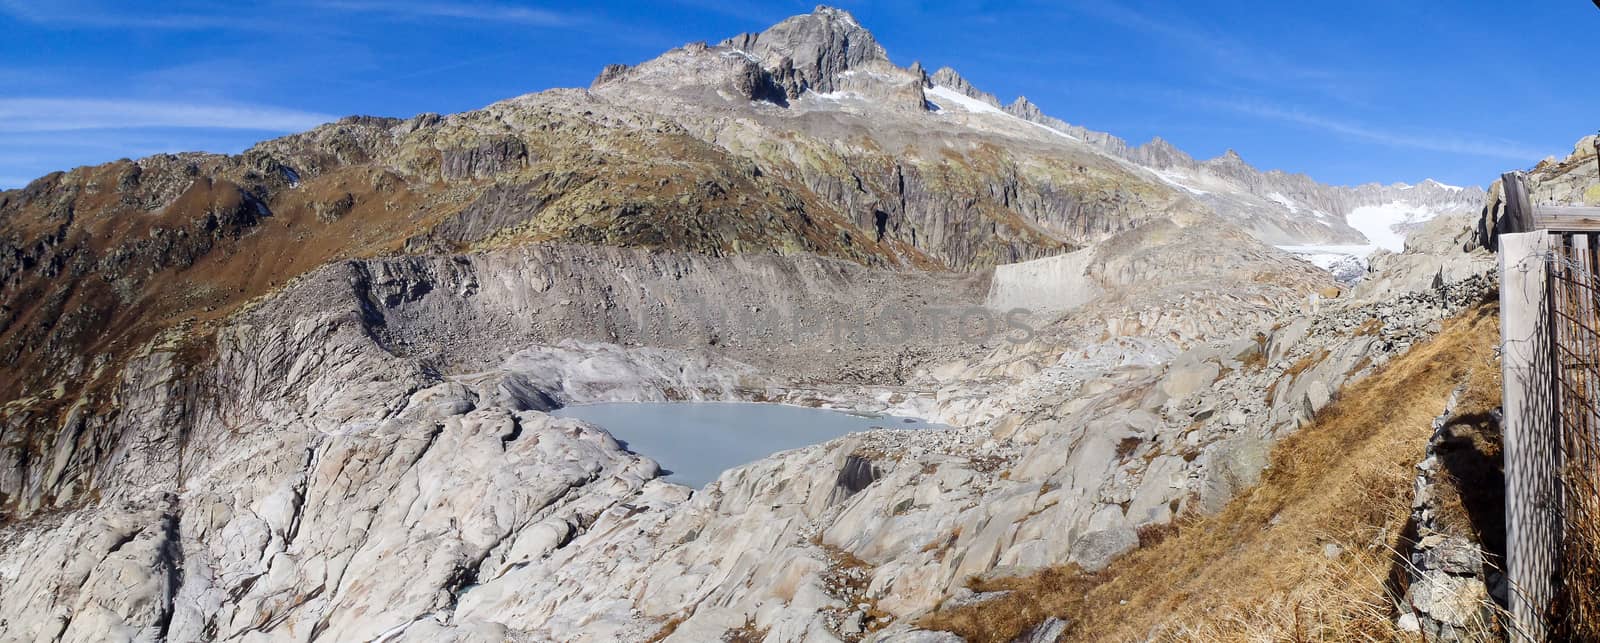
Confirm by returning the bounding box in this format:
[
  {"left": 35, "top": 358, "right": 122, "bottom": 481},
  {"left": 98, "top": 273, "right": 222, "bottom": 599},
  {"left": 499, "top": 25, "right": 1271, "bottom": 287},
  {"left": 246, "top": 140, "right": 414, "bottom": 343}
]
[{"left": 0, "top": 6, "right": 1548, "bottom": 642}]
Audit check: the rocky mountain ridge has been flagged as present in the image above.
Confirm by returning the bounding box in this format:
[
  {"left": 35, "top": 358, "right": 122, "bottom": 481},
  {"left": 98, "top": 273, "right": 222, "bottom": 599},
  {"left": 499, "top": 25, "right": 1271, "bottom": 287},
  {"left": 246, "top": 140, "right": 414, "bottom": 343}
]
[
  {"left": 992, "top": 94, "right": 1486, "bottom": 244},
  {"left": 594, "top": 5, "right": 1481, "bottom": 248}
]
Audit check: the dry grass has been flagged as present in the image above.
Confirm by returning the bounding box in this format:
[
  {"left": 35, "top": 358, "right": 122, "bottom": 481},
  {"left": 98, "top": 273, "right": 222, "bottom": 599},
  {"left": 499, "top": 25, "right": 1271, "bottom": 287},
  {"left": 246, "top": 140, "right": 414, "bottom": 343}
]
[
  {"left": 1555, "top": 469, "right": 1600, "bottom": 641},
  {"left": 919, "top": 566, "right": 1108, "bottom": 643},
  {"left": 815, "top": 541, "right": 894, "bottom": 639},
  {"left": 1239, "top": 332, "right": 1269, "bottom": 371},
  {"left": 920, "top": 301, "right": 1503, "bottom": 642},
  {"left": 1136, "top": 518, "right": 1186, "bottom": 548},
  {"left": 724, "top": 617, "right": 769, "bottom": 643},
  {"left": 645, "top": 615, "right": 685, "bottom": 642},
  {"left": 921, "top": 526, "right": 963, "bottom": 556},
  {"left": 1284, "top": 347, "right": 1331, "bottom": 378},
  {"left": 1115, "top": 436, "right": 1144, "bottom": 461},
  {"left": 1556, "top": 529, "right": 1600, "bottom": 641}
]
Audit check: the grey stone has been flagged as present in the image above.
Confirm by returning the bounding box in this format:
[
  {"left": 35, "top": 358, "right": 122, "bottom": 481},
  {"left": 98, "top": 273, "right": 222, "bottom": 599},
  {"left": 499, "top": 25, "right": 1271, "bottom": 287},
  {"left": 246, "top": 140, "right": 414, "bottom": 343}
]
[{"left": 1068, "top": 527, "right": 1139, "bottom": 572}]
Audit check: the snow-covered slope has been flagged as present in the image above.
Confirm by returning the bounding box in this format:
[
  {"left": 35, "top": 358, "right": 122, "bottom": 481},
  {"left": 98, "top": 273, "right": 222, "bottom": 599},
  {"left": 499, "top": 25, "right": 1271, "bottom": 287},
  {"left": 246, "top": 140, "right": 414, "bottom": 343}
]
[
  {"left": 1275, "top": 202, "right": 1449, "bottom": 283},
  {"left": 1348, "top": 202, "right": 1439, "bottom": 252}
]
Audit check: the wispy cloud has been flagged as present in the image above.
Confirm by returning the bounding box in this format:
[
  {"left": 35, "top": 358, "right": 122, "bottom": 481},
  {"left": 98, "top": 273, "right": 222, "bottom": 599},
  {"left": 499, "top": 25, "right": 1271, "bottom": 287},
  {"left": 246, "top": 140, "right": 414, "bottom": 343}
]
[
  {"left": 0, "top": 0, "right": 263, "bottom": 29},
  {"left": 1202, "top": 97, "right": 1546, "bottom": 161},
  {"left": 317, "top": 1, "right": 581, "bottom": 26},
  {"left": 0, "top": 99, "right": 336, "bottom": 133},
  {"left": 1069, "top": 1, "right": 1351, "bottom": 100}
]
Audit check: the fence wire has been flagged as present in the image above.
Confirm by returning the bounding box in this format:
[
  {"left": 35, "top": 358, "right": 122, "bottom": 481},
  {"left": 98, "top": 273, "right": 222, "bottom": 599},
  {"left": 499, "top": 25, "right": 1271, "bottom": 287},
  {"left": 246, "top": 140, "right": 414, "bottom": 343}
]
[{"left": 1543, "top": 235, "right": 1600, "bottom": 639}]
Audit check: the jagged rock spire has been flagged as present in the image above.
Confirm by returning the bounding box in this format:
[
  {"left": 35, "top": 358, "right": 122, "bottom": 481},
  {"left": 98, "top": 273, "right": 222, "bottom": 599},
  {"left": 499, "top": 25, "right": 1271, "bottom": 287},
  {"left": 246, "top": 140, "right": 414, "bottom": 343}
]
[
  {"left": 1005, "top": 96, "right": 1044, "bottom": 121},
  {"left": 719, "top": 5, "right": 889, "bottom": 97},
  {"left": 908, "top": 61, "right": 930, "bottom": 87},
  {"left": 1129, "top": 137, "right": 1197, "bottom": 169},
  {"left": 929, "top": 67, "right": 1000, "bottom": 107}
]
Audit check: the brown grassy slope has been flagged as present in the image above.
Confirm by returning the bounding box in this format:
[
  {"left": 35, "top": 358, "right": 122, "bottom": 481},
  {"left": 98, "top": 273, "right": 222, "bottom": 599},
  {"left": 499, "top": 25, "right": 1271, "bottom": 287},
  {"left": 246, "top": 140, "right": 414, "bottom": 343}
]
[
  {"left": 921, "top": 300, "right": 1502, "bottom": 642},
  {"left": 0, "top": 106, "right": 947, "bottom": 406}
]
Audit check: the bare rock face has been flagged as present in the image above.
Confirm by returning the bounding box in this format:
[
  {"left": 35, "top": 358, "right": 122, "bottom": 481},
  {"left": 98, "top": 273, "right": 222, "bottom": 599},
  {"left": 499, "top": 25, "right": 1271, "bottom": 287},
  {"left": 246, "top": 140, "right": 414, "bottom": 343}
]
[
  {"left": 719, "top": 5, "right": 890, "bottom": 98},
  {"left": 987, "top": 114, "right": 1485, "bottom": 246},
  {"left": 0, "top": 496, "right": 181, "bottom": 642},
  {"left": 0, "top": 211, "right": 1493, "bottom": 642},
  {"left": 439, "top": 134, "right": 530, "bottom": 180},
  {"left": 589, "top": 42, "right": 789, "bottom": 106}
]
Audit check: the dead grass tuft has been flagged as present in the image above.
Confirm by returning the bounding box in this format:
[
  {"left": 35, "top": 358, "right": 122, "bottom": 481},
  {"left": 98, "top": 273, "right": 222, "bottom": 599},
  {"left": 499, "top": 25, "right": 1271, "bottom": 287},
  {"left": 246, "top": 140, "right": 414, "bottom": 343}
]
[
  {"left": 1136, "top": 518, "right": 1187, "bottom": 548},
  {"left": 921, "top": 526, "right": 963, "bottom": 557},
  {"left": 919, "top": 565, "right": 1107, "bottom": 643},
  {"left": 1115, "top": 437, "right": 1143, "bottom": 461},
  {"left": 1284, "top": 347, "right": 1330, "bottom": 378},
  {"left": 645, "top": 615, "right": 685, "bottom": 642},
  {"left": 1239, "top": 332, "right": 1269, "bottom": 371},
  {"left": 724, "top": 617, "right": 769, "bottom": 643}
]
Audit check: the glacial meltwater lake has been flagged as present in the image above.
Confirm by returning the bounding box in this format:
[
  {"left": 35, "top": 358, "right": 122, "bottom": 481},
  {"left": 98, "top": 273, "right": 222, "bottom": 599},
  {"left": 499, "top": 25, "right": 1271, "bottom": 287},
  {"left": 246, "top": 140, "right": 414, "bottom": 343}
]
[{"left": 550, "top": 402, "right": 941, "bottom": 488}]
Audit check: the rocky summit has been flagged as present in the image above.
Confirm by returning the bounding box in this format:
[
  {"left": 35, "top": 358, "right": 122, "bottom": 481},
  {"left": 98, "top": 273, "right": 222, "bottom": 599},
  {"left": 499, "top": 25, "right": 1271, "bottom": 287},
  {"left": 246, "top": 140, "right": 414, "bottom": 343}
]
[{"left": 0, "top": 5, "right": 1538, "bottom": 643}]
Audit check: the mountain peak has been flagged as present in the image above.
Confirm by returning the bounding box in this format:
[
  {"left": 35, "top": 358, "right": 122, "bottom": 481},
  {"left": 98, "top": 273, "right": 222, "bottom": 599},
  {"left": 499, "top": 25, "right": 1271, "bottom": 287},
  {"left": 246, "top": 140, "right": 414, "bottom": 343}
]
[
  {"left": 810, "top": 4, "right": 859, "bottom": 24},
  {"left": 908, "top": 60, "right": 929, "bottom": 85},
  {"left": 719, "top": 5, "right": 889, "bottom": 97},
  {"left": 1006, "top": 96, "right": 1044, "bottom": 121},
  {"left": 930, "top": 67, "right": 1000, "bottom": 107},
  {"left": 1129, "top": 137, "right": 1196, "bottom": 168}
]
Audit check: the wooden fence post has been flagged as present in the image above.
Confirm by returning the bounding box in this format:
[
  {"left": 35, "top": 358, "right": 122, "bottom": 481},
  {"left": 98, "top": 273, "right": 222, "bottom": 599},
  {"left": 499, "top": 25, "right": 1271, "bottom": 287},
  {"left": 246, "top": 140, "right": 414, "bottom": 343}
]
[
  {"left": 1500, "top": 231, "right": 1559, "bottom": 642},
  {"left": 1503, "top": 172, "right": 1535, "bottom": 235}
]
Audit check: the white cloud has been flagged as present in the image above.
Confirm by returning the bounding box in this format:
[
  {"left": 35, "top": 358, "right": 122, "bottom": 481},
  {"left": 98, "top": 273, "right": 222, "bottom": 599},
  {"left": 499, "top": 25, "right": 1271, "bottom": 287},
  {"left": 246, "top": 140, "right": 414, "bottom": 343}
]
[
  {"left": 0, "top": 0, "right": 260, "bottom": 29},
  {"left": 1204, "top": 98, "right": 1547, "bottom": 161},
  {"left": 317, "top": 1, "right": 579, "bottom": 26},
  {"left": 0, "top": 98, "right": 336, "bottom": 133},
  {"left": 1072, "top": 2, "right": 1339, "bottom": 85}
]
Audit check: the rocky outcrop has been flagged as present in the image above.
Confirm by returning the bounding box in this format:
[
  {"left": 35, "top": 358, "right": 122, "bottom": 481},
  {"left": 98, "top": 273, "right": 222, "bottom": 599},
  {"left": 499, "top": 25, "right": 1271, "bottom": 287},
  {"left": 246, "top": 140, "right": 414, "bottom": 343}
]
[
  {"left": 1477, "top": 134, "right": 1599, "bottom": 250},
  {"left": 0, "top": 204, "right": 1377, "bottom": 641},
  {"left": 439, "top": 134, "right": 530, "bottom": 180},
  {"left": 719, "top": 6, "right": 890, "bottom": 98},
  {"left": 1351, "top": 209, "right": 1495, "bottom": 303}
]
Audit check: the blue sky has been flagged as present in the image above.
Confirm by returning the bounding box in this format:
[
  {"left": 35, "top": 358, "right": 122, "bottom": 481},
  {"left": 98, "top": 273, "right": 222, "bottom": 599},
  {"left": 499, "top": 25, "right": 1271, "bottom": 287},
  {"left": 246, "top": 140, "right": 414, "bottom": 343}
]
[{"left": 0, "top": 0, "right": 1591, "bottom": 190}]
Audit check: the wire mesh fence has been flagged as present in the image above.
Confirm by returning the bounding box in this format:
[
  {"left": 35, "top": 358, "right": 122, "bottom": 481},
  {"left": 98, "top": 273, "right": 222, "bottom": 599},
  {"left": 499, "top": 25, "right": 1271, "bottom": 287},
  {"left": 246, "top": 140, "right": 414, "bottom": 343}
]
[{"left": 1541, "top": 234, "right": 1600, "bottom": 639}]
